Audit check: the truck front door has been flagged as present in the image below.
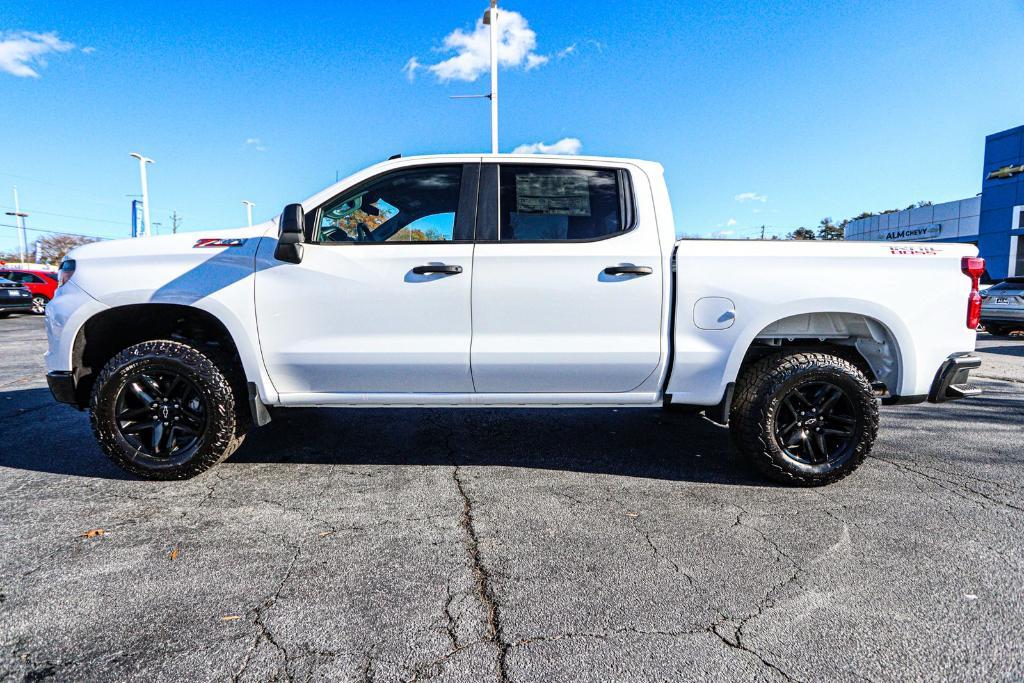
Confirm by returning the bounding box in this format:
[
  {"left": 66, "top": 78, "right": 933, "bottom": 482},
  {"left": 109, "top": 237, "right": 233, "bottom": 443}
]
[
  {"left": 470, "top": 163, "right": 664, "bottom": 394},
  {"left": 255, "top": 163, "right": 478, "bottom": 397}
]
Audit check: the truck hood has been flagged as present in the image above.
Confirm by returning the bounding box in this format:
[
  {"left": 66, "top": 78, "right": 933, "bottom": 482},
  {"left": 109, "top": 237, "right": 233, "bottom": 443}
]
[
  {"left": 67, "top": 223, "right": 274, "bottom": 262},
  {"left": 64, "top": 222, "right": 275, "bottom": 307}
]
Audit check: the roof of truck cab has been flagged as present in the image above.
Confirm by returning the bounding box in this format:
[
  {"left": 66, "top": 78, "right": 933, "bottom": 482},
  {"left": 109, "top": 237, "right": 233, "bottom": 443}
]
[
  {"left": 302, "top": 154, "right": 664, "bottom": 211},
  {"left": 384, "top": 153, "right": 661, "bottom": 166}
]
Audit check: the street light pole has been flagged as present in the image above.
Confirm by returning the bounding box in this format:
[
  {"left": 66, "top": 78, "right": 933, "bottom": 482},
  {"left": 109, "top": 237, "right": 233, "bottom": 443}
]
[
  {"left": 242, "top": 200, "right": 255, "bottom": 228},
  {"left": 485, "top": 0, "right": 499, "bottom": 154},
  {"left": 129, "top": 153, "right": 155, "bottom": 237},
  {"left": 451, "top": 2, "right": 500, "bottom": 153},
  {"left": 6, "top": 186, "right": 29, "bottom": 265}
]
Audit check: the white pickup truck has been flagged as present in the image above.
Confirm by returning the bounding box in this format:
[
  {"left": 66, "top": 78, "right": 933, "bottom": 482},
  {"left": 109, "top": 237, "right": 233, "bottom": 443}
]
[{"left": 45, "top": 154, "right": 985, "bottom": 485}]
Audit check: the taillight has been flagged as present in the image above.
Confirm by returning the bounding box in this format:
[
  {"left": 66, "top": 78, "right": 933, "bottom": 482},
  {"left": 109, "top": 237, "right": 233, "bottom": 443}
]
[
  {"left": 58, "top": 259, "right": 75, "bottom": 287},
  {"left": 961, "top": 256, "right": 984, "bottom": 330}
]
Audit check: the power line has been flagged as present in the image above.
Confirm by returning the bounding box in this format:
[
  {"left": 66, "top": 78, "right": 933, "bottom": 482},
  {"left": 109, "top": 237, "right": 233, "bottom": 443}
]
[
  {"left": 0, "top": 223, "right": 112, "bottom": 241},
  {"left": 0, "top": 204, "right": 128, "bottom": 227}
]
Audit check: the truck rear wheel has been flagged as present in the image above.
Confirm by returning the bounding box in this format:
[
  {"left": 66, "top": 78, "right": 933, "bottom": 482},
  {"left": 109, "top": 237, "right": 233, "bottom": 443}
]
[
  {"left": 729, "top": 352, "right": 879, "bottom": 486},
  {"left": 90, "top": 340, "right": 247, "bottom": 479}
]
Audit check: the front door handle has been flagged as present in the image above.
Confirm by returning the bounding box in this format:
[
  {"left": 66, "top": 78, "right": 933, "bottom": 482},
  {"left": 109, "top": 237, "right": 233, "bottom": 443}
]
[
  {"left": 412, "top": 264, "right": 463, "bottom": 276},
  {"left": 604, "top": 266, "right": 653, "bottom": 276}
]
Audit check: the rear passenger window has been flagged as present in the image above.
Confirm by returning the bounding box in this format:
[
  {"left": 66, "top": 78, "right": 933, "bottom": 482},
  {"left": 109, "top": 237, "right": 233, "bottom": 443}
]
[{"left": 498, "top": 166, "right": 631, "bottom": 241}]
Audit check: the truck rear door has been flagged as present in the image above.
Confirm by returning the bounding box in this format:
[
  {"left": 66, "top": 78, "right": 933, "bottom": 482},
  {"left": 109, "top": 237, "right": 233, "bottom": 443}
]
[{"left": 470, "top": 162, "right": 664, "bottom": 393}]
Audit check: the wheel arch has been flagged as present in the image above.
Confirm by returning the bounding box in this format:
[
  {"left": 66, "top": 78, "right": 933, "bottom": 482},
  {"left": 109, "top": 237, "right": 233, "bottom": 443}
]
[
  {"left": 70, "top": 303, "right": 253, "bottom": 407},
  {"left": 725, "top": 303, "right": 914, "bottom": 399}
]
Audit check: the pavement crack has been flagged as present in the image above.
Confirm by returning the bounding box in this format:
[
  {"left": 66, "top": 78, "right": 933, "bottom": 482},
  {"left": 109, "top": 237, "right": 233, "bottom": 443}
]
[
  {"left": 448, "top": 430, "right": 509, "bottom": 683},
  {"left": 604, "top": 485, "right": 694, "bottom": 585},
  {"left": 871, "top": 456, "right": 1024, "bottom": 515},
  {"left": 719, "top": 507, "right": 806, "bottom": 682}
]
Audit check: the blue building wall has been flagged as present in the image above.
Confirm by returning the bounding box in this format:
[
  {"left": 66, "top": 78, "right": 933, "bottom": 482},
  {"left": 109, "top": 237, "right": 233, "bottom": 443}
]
[{"left": 980, "top": 125, "right": 1024, "bottom": 280}]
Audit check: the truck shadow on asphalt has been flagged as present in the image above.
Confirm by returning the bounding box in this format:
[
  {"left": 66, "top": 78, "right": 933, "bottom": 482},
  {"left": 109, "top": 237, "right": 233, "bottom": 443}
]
[
  {"left": 229, "top": 406, "right": 772, "bottom": 485},
  {"left": 2, "top": 387, "right": 1019, "bottom": 483}
]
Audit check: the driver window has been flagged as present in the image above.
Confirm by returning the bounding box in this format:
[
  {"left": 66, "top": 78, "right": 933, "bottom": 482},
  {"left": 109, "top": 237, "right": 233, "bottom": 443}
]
[{"left": 317, "top": 166, "right": 462, "bottom": 243}]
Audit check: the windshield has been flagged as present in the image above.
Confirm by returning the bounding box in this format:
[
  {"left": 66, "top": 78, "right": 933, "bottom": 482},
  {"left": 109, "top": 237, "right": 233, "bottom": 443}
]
[{"left": 988, "top": 279, "right": 1024, "bottom": 293}]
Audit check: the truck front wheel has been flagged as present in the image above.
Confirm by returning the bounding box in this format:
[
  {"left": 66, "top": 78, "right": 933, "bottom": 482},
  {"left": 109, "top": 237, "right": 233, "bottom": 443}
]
[
  {"left": 90, "top": 340, "right": 247, "bottom": 479},
  {"left": 729, "top": 352, "right": 879, "bottom": 486}
]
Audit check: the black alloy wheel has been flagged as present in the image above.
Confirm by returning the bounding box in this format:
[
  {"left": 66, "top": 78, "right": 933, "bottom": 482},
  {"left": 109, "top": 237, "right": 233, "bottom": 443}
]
[
  {"left": 113, "top": 368, "right": 208, "bottom": 463},
  {"left": 90, "top": 339, "right": 247, "bottom": 479},
  {"left": 729, "top": 351, "right": 879, "bottom": 486},
  {"left": 773, "top": 380, "right": 861, "bottom": 468}
]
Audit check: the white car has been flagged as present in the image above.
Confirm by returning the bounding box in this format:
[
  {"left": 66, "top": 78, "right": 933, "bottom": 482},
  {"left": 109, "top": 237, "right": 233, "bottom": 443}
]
[{"left": 44, "top": 154, "right": 984, "bottom": 485}]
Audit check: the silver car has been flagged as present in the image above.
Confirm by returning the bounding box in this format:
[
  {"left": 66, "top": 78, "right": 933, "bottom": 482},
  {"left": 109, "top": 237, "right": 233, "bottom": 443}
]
[{"left": 980, "top": 277, "right": 1024, "bottom": 335}]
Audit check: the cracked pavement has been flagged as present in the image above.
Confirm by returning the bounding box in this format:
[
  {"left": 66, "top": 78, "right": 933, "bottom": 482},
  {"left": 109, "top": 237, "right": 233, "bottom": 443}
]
[{"left": 1, "top": 315, "right": 1023, "bottom": 681}]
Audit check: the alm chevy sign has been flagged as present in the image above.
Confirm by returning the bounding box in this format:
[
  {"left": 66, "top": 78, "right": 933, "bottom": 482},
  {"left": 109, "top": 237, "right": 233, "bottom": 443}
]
[{"left": 878, "top": 223, "right": 945, "bottom": 241}]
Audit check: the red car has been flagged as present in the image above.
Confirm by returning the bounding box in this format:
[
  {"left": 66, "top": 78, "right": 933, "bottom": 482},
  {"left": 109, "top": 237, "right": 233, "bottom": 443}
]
[{"left": 0, "top": 268, "right": 59, "bottom": 314}]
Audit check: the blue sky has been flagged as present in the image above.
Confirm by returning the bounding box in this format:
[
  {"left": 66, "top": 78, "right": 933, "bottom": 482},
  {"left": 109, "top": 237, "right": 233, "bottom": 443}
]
[{"left": 1, "top": 0, "right": 1023, "bottom": 251}]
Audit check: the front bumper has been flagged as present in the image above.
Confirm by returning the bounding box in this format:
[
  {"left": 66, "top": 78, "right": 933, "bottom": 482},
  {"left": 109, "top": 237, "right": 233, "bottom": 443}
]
[
  {"left": 928, "top": 354, "right": 982, "bottom": 403},
  {"left": 46, "top": 371, "right": 78, "bottom": 405}
]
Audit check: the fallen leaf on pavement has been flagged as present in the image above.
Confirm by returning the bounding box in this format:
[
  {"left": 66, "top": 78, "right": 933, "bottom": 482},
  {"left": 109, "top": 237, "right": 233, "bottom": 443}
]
[
  {"left": 83, "top": 529, "right": 105, "bottom": 538},
  {"left": 221, "top": 615, "right": 242, "bottom": 622},
  {"left": 169, "top": 547, "right": 179, "bottom": 561},
  {"left": 625, "top": 512, "right": 639, "bottom": 518}
]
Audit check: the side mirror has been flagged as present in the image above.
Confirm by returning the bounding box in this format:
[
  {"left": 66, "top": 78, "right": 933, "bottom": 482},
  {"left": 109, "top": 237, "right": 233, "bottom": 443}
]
[{"left": 275, "top": 203, "right": 305, "bottom": 264}]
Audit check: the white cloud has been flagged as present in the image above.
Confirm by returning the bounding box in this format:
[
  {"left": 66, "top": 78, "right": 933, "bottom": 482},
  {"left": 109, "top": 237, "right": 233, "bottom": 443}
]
[
  {"left": 525, "top": 53, "right": 548, "bottom": 70},
  {"left": 0, "top": 31, "right": 75, "bottom": 78},
  {"left": 402, "top": 56, "right": 421, "bottom": 82},
  {"left": 734, "top": 192, "right": 767, "bottom": 203},
  {"left": 512, "top": 138, "right": 582, "bottom": 155},
  {"left": 557, "top": 44, "right": 576, "bottom": 58},
  {"left": 244, "top": 137, "right": 267, "bottom": 152},
  {"left": 407, "top": 9, "right": 548, "bottom": 83},
  {"left": 726, "top": 218, "right": 738, "bottom": 226},
  {"left": 81, "top": 46, "right": 95, "bottom": 54}
]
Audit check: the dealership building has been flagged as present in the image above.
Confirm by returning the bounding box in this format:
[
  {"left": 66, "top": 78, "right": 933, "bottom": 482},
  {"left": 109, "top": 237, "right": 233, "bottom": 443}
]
[{"left": 846, "top": 124, "right": 1024, "bottom": 281}]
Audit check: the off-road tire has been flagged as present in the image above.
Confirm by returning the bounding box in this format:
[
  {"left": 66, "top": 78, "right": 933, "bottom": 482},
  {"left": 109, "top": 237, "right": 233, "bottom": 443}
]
[
  {"left": 90, "top": 339, "right": 247, "bottom": 479},
  {"left": 729, "top": 352, "right": 879, "bottom": 486}
]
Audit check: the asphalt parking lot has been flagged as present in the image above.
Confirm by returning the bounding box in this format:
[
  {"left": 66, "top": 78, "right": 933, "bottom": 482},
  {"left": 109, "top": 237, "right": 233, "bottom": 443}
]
[{"left": 1, "top": 314, "right": 1022, "bottom": 682}]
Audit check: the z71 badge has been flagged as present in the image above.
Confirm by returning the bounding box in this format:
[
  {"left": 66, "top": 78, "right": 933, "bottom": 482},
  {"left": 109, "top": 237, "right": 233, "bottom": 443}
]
[{"left": 193, "top": 238, "right": 247, "bottom": 248}]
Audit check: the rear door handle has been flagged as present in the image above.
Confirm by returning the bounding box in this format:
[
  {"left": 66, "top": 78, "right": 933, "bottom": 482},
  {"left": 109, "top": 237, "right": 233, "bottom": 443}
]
[
  {"left": 412, "top": 264, "right": 463, "bottom": 275},
  {"left": 603, "top": 266, "right": 653, "bottom": 276}
]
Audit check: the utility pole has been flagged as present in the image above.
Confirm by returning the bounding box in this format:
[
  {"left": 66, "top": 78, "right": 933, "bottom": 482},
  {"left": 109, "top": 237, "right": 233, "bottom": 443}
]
[
  {"left": 5, "top": 187, "right": 29, "bottom": 265},
  {"left": 760, "top": 225, "right": 766, "bottom": 240},
  {"left": 242, "top": 200, "right": 255, "bottom": 228},
  {"left": 129, "top": 153, "right": 155, "bottom": 237},
  {"left": 452, "top": 1, "right": 500, "bottom": 153},
  {"left": 171, "top": 210, "right": 182, "bottom": 234}
]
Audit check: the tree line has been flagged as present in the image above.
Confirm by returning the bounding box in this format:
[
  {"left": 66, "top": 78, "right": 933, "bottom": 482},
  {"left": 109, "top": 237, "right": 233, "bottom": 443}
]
[{"left": 785, "top": 201, "right": 933, "bottom": 241}]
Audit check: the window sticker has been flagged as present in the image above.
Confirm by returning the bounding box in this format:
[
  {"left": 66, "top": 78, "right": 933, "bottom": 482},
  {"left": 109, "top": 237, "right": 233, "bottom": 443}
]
[{"left": 515, "top": 175, "right": 591, "bottom": 216}]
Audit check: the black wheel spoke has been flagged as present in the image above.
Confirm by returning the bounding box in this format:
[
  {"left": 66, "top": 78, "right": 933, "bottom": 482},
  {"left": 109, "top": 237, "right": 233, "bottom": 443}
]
[
  {"left": 812, "top": 434, "right": 829, "bottom": 463},
  {"left": 139, "top": 374, "right": 164, "bottom": 399},
  {"left": 123, "top": 420, "right": 157, "bottom": 434},
  {"left": 174, "top": 423, "right": 199, "bottom": 438},
  {"left": 819, "top": 387, "right": 843, "bottom": 414},
  {"left": 118, "top": 407, "right": 151, "bottom": 421},
  {"left": 165, "top": 375, "right": 185, "bottom": 399},
  {"left": 129, "top": 382, "right": 156, "bottom": 405},
  {"left": 785, "top": 429, "right": 806, "bottom": 447},
  {"left": 150, "top": 422, "right": 165, "bottom": 453},
  {"left": 790, "top": 388, "right": 813, "bottom": 408},
  {"left": 822, "top": 427, "right": 853, "bottom": 438}
]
